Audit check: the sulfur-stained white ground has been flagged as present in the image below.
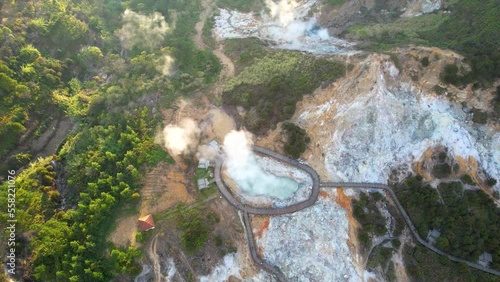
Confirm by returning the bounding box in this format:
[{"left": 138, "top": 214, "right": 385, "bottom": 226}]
[
  {"left": 256, "top": 189, "right": 361, "bottom": 281},
  {"left": 214, "top": 0, "right": 355, "bottom": 54}
]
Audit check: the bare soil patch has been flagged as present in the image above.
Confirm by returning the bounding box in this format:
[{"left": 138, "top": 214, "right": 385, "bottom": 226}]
[
  {"left": 140, "top": 163, "right": 194, "bottom": 215},
  {"left": 108, "top": 215, "right": 138, "bottom": 248}
]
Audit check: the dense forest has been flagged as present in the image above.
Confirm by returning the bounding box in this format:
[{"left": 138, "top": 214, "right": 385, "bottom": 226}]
[
  {"left": 0, "top": 0, "right": 219, "bottom": 280},
  {"left": 396, "top": 175, "right": 500, "bottom": 270}
]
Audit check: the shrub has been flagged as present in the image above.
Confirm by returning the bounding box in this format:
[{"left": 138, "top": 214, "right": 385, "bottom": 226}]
[
  {"left": 471, "top": 109, "right": 488, "bottom": 124},
  {"left": 486, "top": 177, "right": 497, "bottom": 187},
  {"left": 282, "top": 122, "right": 309, "bottom": 159},
  {"left": 441, "top": 64, "right": 460, "bottom": 85},
  {"left": 420, "top": 56, "right": 430, "bottom": 67},
  {"left": 432, "top": 163, "right": 451, "bottom": 179},
  {"left": 433, "top": 85, "right": 447, "bottom": 95},
  {"left": 460, "top": 174, "right": 475, "bottom": 185}
]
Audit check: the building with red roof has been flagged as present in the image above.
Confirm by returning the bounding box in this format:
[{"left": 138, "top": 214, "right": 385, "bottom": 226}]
[{"left": 138, "top": 214, "right": 155, "bottom": 231}]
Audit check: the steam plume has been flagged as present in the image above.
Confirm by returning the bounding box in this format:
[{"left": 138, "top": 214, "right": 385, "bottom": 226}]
[
  {"left": 264, "top": 0, "right": 331, "bottom": 44},
  {"left": 163, "top": 118, "right": 200, "bottom": 156},
  {"left": 116, "top": 9, "right": 170, "bottom": 50},
  {"left": 157, "top": 55, "right": 174, "bottom": 76},
  {"left": 223, "top": 131, "right": 298, "bottom": 200}
]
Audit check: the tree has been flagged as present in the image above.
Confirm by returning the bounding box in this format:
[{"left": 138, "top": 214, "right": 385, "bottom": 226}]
[
  {"left": 282, "top": 122, "right": 310, "bottom": 159},
  {"left": 436, "top": 237, "right": 449, "bottom": 250}
]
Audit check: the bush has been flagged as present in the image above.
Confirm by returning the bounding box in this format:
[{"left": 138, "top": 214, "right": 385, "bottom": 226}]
[
  {"left": 441, "top": 64, "right": 461, "bottom": 85},
  {"left": 135, "top": 232, "right": 145, "bottom": 243},
  {"left": 432, "top": 163, "right": 451, "bottom": 179},
  {"left": 433, "top": 85, "right": 447, "bottom": 95},
  {"left": 460, "top": 174, "right": 475, "bottom": 185},
  {"left": 420, "top": 56, "right": 430, "bottom": 67},
  {"left": 471, "top": 109, "right": 488, "bottom": 124},
  {"left": 486, "top": 177, "right": 497, "bottom": 187},
  {"left": 282, "top": 122, "right": 309, "bottom": 159}
]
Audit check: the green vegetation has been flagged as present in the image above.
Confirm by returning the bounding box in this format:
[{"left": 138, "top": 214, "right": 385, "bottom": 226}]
[
  {"left": 352, "top": 192, "right": 388, "bottom": 250},
  {"left": 396, "top": 176, "right": 500, "bottom": 269},
  {"left": 404, "top": 245, "right": 500, "bottom": 282},
  {"left": 349, "top": 0, "right": 500, "bottom": 85},
  {"left": 0, "top": 0, "right": 223, "bottom": 280},
  {"left": 433, "top": 85, "right": 448, "bottom": 95},
  {"left": 432, "top": 163, "right": 452, "bottom": 179},
  {"left": 367, "top": 246, "right": 393, "bottom": 270},
  {"left": 173, "top": 204, "right": 219, "bottom": 253},
  {"left": 0, "top": 0, "right": 221, "bottom": 172},
  {"left": 387, "top": 52, "right": 401, "bottom": 70},
  {"left": 195, "top": 168, "right": 212, "bottom": 180},
  {"left": 223, "top": 38, "right": 270, "bottom": 73},
  {"left": 420, "top": 56, "right": 430, "bottom": 67},
  {"left": 216, "top": 0, "right": 264, "bottom": 12},
  {"left": 0, "top": 108, "right": 166, "bottom": 281},
  {"left": 223, "top": 51, "right": 344, "bottom": 134},
  {"left": 202, "top": 10, "right": 218, "bottom": 49},
  {"left": 282, "top": 122, "right": 310, "bottom": 159},
  {"left": 460, "top": 174, "right": 476, "bottom": 185},
  {"left": 471, "top": 108, "right": 488, "bottom": 124},
  {"left": 492, "top": 86, "right": 500, "bottom": 123},
  {"left": 321, "top": 0, "right": 346, "bottom": 7}
]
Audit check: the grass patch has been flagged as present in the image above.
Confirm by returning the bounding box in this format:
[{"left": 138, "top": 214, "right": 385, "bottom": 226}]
[
  {"left": 195, "top": 168, "right": 212, "bottom": 180},
  {"left": 200, "top": 184, "right": 218, "bottom": 199},
  {"left": 147, "top": 145, "right": 174, "bottom": 165}
]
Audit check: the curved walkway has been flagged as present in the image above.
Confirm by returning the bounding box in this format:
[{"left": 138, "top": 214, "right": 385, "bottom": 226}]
[
  {"left": 214, "top": 149, "right": 500, "bottom": 280},
  {"left": 214, "top": 146, "right": 320, "bottom": 215}
]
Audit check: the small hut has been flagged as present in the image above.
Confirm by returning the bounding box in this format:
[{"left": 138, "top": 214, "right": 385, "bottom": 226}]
[
  {"left": 478, "top": 252, "right": 493, "bottom": 267},
  {"left": 198, "top": 158, "right": 210, "bottom": 169},
  {"left": 198, "top": 178, "right": 210, "bottom": 190},
  {"left": 138, "top": 214, "right": 155, "bottom": 232}
]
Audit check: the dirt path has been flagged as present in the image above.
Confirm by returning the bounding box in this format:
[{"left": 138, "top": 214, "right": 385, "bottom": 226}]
[
  {"left": 194, "top": 0, "right": 235, "bottom": 86},
  {"left": 148, "top": 234, "right": 162, "bottom": 282},
  {"left": 194, "top": 0, "right": 213, "bottom": 50}
]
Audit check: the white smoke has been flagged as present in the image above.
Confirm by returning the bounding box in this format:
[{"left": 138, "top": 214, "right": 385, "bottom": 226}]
[
  {"left": 116, "top": 9, "right": 170, "bottom": 50},
  {"left": 196, "top": 144, "right": 219, "bottom": 161},
  {"left": 223, "top": 131, "right": 299, "bottom": 200},
  {"left": 163, "top": 118, "right": 201, "bottom": 156},
  {"left": 266, "top": 0, "right": 300, "bottom": 26},
  {"left": 156, "top": 55, "right": 174, "bottom": 76},
  {"left": 264, "top": 0, "right": 331, "bottom": 45}
]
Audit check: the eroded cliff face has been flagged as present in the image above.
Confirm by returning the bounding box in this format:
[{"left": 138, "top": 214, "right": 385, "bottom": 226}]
[
  {"left": 288, "top": 48, "right": 498, "bottom": 193},
  {"left": 318, "top": 0, "right": 443, "bottom": 35}
]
